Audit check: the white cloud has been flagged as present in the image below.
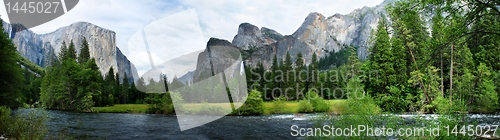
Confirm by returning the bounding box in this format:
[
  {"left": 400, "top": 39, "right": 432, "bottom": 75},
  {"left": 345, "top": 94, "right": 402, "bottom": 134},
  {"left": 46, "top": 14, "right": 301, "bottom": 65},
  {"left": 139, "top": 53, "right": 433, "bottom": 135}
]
[
  {"left": 128, "top": 51, "right": 163, "bottom": 73},
  {"left": 127, "top": 9, "right": 206, "bottom": 79},
  {"left": 0, "top": 0, "right": 384, "bottom": 76}
]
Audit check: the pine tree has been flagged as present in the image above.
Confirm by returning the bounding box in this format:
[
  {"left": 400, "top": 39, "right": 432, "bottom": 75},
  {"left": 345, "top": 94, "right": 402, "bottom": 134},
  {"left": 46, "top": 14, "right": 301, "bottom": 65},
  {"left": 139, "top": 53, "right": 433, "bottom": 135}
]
[
  {"left": 75, "top": 58, "right": 101, "bottom": 110},
  {"left": 61, "top": 51, "right": 81, "bottom": 109},
  {"left": 136, "top": 77, "right": 147, "bottom": 102},
  {"left": 244, "top": 64, "right": 254, "bottom": 92},
  {"left": 162, "top": 74, "right": 169, "bottom": 92},
  {"left": 430, "top": 8, "right": 448, "bottom": 96},
  {"left": 294, "top": 52, "right": 305, "bottom": 99},
  {"left": 471, "top": 63, "right": 499, "bottom": 112},
  {"left": 41, "top": 39, "right": 83, "bottom": 110},
  {"left": 78, "top": 37, "right": 90, "bottom": 64},
  {"left": 388, "top": 1, "right": 433, "bottom": 111},
  {"left": 369, "top": 17, "right": 393, "bottom": 88},
  {"left": 308, "top": 53, "right": 318, "bottom": 93},
  {"left": 114, "top": 72, "right": 121, "bottom": 104},
  {"left": 41, "top": 43, "right": 66, "bottom": 109},
  {"left": 103, "top": 67, "right": 116, "bottom": 106},
  {"left": 170, "top": 76, "right": 184, "bottom": 91},
  {"left": 254, "top": 62, "right": 265, "bottom": 93},
  {"left": 121, "top": 73, "right": 129, "bottom": 104},
  {"left": 0, "top": 20, "right": 24, "bottom": 108},
  {"left": 67, "top": 40, "right": 77, "bottom": 60},
  {"left": 58, "top": 42, "right": 67, "bottom": 61},
  {"left": 270, "top": 54, "right": 280, "bottom": 99},
  {"left": 85, "top": 58, "right": 103, "bottom": 107},
  {"left": 282, "top": 51, "right": 295, "bottom": 100},
  {"left": 128, "top": 82, "right": 138, "bottom": 103}
]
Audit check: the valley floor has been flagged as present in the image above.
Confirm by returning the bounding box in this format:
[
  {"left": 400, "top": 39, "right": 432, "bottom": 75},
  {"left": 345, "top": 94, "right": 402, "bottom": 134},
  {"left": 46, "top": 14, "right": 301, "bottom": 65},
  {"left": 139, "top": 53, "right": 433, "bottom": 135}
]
[{"left": 90, "top": 100, "right": 346, "bottom": 115}]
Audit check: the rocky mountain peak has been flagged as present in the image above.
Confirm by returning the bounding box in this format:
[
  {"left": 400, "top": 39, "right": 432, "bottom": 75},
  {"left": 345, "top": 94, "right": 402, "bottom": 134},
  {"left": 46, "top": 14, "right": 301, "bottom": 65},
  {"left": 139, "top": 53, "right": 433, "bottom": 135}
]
[
  {"left": 71, "top": 21, "right": 94, "bottom": 26},
  {"left": 3, "top": 20, "right": 138, "bottom": 83},
  {"left": 242, "top": 2, "right": 391, "bottom": 70},
  {"left": 231, "top": 23, "right": 281, "bottom": 50},
  {"left": 193, "top": 38, "right": 241, "bottom": 82},
  {"left": 260, "top": 27, "right": 283, "bottom": 42},
  {"left": 306, "top": 12, "right": 325, "bottom": 22},
  {"left": 291, "top": 12, "right": 333, "bottom": 54},
  {"left": 209, "top": 37, "right": 235, "bottom": 47},
  {"left": 237, "top": 23, "right": 260, "bottom": 36}
]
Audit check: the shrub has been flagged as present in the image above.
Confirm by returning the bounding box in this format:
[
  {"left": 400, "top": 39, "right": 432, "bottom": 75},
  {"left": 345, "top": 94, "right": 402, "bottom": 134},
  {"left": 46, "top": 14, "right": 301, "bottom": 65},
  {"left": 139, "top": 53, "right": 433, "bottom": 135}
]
[
  {"left": 271, "top": 97, "right": 287, "bottom": 114},
  {"left": 145, "top": 92, "right": 184, "bottom": 114},
  {"left": 0, "top": 106, "right": 49, "bottom": 140},
  {"left": 304, "top": 90, "right": 330, "bottom": 112},
  {"left": 235, "top": 89, "right": 264, "bottom": 115},
  {"left": 432, "top": 96, "right": 467, "bottom": 114},
  {"left": 343, "top": 77, "right": 381, "bottom": 115},
  {"left": 298, "top": 100, "right": 314, "bottom": 113}
]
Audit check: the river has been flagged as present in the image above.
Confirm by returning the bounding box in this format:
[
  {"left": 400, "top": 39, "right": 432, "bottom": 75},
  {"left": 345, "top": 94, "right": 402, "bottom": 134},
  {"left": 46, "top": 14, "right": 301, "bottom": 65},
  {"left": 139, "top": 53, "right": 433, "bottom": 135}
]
[
  {"left": 14, "top": 109, "right": 500, "bottom": 139},
  {"left": 42, "top": 110, "right": 314, "bottom": 139}
]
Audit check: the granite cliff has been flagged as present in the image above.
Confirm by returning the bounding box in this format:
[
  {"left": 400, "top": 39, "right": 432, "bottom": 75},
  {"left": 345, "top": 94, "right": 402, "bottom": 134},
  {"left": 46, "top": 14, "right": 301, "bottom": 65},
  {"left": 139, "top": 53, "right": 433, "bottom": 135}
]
[
  {"left": 231, "top": 23, "right": 283, "bottom": 50},
  {"left": 2, "top": 21, "right": 138, "bottom": 83},
  {"left": 232, "top": 1, "right": 389, "bottom": 69},
  {"left": 192, "top": 38, "right": 243, "bottom": 82}
]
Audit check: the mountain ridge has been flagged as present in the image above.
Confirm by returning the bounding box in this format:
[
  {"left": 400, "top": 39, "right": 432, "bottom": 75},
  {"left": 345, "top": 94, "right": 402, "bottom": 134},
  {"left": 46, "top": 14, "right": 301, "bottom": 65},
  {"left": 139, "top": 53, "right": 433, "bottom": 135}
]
[
  {"left": 227, "top": 1, "right": 389, "bottom": 69},
  {"left": 187, "top": 1, "right": 391, "bottom": 81},
  {"left": 2, "top": 20, "right": 138, "bottom": 83}
]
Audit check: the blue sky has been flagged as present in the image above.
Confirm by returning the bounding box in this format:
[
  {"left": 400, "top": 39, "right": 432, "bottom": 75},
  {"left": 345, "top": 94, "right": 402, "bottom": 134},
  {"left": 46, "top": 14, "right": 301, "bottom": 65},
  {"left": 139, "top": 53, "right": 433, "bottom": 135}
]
[{"left": 1, "top": 0, "right": 384, "bottom": 76}]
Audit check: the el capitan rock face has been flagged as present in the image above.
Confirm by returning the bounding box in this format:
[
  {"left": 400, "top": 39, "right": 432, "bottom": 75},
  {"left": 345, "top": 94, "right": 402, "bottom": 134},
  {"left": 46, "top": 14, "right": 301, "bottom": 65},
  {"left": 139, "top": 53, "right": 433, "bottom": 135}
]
[
  {"left": 3, "top": 22, "right": 57, "bottom": 68},
  {"left": 2, "top": 21, "right": 138, "bottom": 83}
]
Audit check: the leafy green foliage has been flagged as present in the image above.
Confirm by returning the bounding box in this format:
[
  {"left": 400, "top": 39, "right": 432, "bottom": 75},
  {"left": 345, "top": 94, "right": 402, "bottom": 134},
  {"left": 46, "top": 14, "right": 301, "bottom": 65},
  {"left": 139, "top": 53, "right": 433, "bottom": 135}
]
[
  {"left": 0, "top": 20, "right": 24, "bottom": 108},
  {"left": 344, "top": 77, "right": 381, "bottom": 115},
  {"left": 66, "top": 40, "right": 77, "bottom": 60},
  {"left": 304, "top": 90, "right": 330, "bottom": 112},
  {"left": 271, "top": 97, "right": 287, "bottom": 114},
  {"left": 77, "top": 37, "right": 90, "bottom": 64},
  {"left": 39, "top": 38, "right": 145, "bottom": 111},
  {"left": 17, "top": 56, "right": 44, "bottom": 75},
  {"left": 297, "top": 100, "right": 314, "bottom": 113},
  {"left": 240, "top": 46, "right": 258, "bottom": 60},
  {"left": 319, "top": 46, "right": 353, "bottom": 70},
  {"left": 235, "top": 89, "right": 264, "bottom": 115},
  {"left": 307, "top": 52, "right": 318, "bottom": 92},
  {"left": 471, "top": 63, "right": 499, "bottom": 112},
  {"left": 145, "top": 92, "right": 183, "bottom": 114},
  {"left": 102, "top": 67, "right": 116, "bottom": 106},
  {"left": 0, "top": 107, "right": 49, "bottom": 139}
]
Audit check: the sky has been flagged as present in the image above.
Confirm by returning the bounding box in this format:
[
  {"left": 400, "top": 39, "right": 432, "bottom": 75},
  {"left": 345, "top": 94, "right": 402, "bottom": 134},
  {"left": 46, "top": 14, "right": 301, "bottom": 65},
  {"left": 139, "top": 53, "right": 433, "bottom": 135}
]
[{"left": 0, "top": 0, "right": 384, "bottom": 77}]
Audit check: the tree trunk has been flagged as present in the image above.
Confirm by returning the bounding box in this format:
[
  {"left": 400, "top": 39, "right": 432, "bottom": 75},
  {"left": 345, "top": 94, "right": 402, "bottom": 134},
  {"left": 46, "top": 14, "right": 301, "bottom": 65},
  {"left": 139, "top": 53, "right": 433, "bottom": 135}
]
[
  {"left": 450, "top": 43, "right": 454, "bottom": 105},
  {"left": 441, "top": 49, "right": 444, "bottom": 97}
]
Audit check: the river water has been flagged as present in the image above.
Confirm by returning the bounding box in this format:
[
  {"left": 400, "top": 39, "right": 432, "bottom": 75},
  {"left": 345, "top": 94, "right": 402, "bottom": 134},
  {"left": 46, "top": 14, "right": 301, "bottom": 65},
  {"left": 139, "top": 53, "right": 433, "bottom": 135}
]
[
  {"left": 14, "top": 109, "right": 500, "bottom": 139},
  {"left": 43, "top": 110, "right": 315, "bottom": 139}
]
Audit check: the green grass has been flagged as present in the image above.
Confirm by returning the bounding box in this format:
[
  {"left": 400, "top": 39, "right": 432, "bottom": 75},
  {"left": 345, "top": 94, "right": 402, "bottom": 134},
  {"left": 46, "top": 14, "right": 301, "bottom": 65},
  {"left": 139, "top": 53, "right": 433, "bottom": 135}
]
[
  {"left": 91, "top": 104, "right": 149, "bottom": 113},
  {"left": 90, "top": 100, "right": 347, "bottom": 115},
  {"left": 263, "top": 100, "right": 346, "bottom": 115}
]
